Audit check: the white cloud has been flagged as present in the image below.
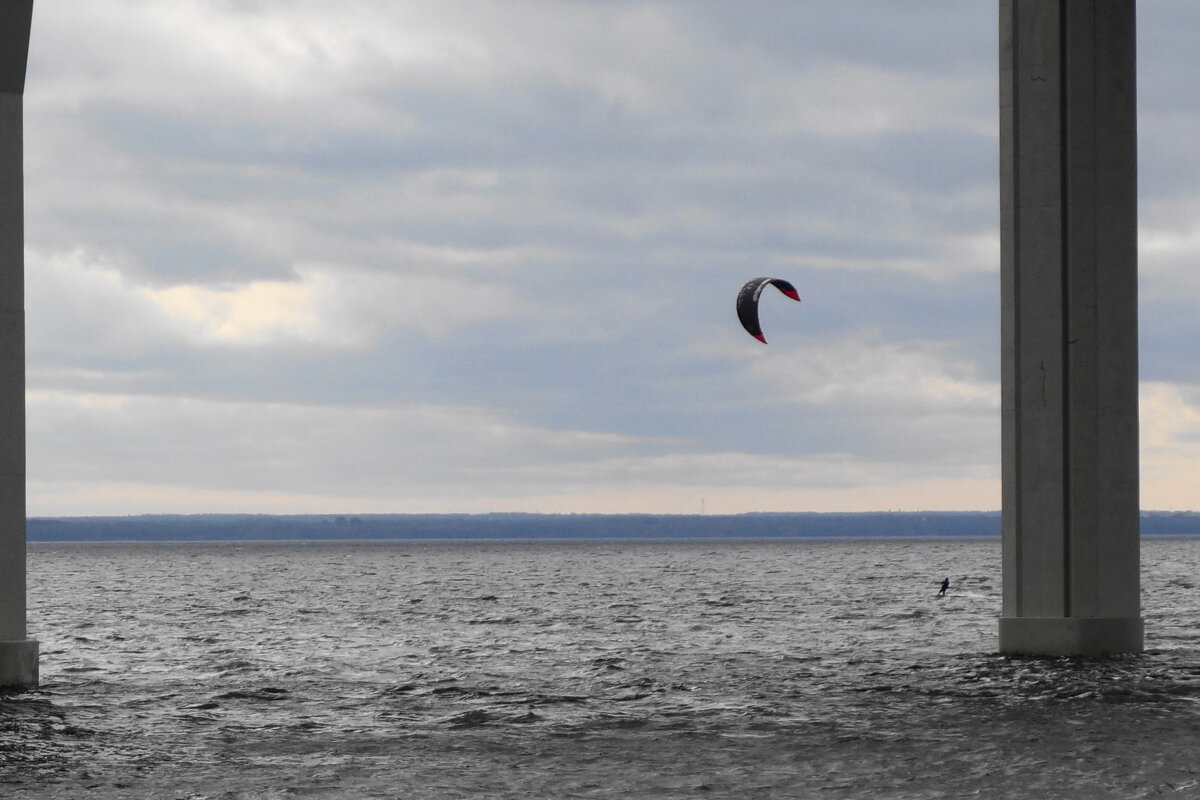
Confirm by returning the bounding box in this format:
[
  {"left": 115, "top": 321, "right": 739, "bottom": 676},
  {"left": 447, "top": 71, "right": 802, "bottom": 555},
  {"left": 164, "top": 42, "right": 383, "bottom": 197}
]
[
  {"left": 31, "top": 2, "right": 400, "bottom": 119},
  {"left": 26, "top": 389, "right": 641, "bottom": 503},
  {"left": 29, "top": 249, "right": 525, "bottom": 353},
  {"left": 751, "top": 62, "right": 993, "bottom": 138},
  {"left": 25, "top": 249, "right": 180, "bottom": 358},
  {"left": 1139, "top": 200, "right": 1200, "bottom": 296},
  {"left": 144, "top": 275, "right": 328, "bottom": 346},
  {"left": 1140, "top": 382, "right": 1200, "bottom": 510},
  {"left": 749, "top": 337, "right": 997, "bottom": 414},
  {"left": 25, "top": 387, "right": 998, "bottom": 516},
  {"left": 774, "top": 229, "right": 999, "bottom": 281}
]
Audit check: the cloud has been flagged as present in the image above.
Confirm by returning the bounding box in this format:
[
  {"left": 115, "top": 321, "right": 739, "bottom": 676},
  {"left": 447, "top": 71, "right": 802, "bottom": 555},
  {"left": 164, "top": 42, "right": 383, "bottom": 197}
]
[
  {"left": 26, "top": 389, "right": 641, "bottom": 502},
  {"left": 29, "top": 247, "right": 525, "bottom": 355},
  {"left": 17, "top": 2, "right": 1200, "bottom": 515},
  {"left": 749, "top": 62, "right": 992, "bottom": 139},
  {"left": 25, "top": 249, "right": 181, "bottom": 359},
  {"left": 751, "top": 338, "right": 996, "bottom": 412},
  {"left": 142, "top": 265, "right": 525, "bottom": 345},
  {"left": 25, "top": 387, "right": 996, "bottom": 516},
  {"left": 1140, "top": 383, "right": 1200, "bottom": 510}
]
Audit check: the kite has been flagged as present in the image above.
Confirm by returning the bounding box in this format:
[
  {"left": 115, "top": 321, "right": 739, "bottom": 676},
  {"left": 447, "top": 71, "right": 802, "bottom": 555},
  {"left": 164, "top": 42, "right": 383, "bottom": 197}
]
[{"left": 736, "top": 277, "right": 800, "bottom": 343}]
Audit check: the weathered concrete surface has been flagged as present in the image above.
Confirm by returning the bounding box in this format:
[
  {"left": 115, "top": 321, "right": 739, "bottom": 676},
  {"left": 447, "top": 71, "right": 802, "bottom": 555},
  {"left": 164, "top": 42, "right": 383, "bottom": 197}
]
[
  {"left": 0, "top": 0, "right": 36, "bottom": 687},
  {"left": 999, "top": 0, "right": 1142, "bottom": 655}
]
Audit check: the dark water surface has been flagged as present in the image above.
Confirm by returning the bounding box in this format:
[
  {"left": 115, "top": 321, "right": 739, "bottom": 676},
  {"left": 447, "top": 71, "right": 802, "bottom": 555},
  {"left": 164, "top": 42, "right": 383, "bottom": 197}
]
[{"left": 4, "top": 538, "right": 1200, "bottom": 798}]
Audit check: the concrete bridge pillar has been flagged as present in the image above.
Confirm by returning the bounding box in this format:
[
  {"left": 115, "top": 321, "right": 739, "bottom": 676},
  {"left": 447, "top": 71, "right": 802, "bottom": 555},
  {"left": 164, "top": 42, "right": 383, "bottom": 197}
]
[
  {"left": 999, "top": 0, "right": 1143, "bottom": 656},
  {"left": 0, "top": 0, "right": 36, "bottom": 688}
]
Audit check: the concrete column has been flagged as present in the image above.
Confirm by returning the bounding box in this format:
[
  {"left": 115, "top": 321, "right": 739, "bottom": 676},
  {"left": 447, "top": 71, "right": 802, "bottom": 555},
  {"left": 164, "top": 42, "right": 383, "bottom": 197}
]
[
  {"left": 0, "top": 0, "right": 36, "bottom": 687},
  {"left": 999, "top": 0, "right": 1142, "bottom": 656}
]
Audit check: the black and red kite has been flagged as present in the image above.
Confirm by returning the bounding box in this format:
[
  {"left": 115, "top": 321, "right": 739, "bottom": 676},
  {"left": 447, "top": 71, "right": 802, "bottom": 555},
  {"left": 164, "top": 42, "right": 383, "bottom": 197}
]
[{"left": 736, "top": 277, "right": 800, "bottom": 343}]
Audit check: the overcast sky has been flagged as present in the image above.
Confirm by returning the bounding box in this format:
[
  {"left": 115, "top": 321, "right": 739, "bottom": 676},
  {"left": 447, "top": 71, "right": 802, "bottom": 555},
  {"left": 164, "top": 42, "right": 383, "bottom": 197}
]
[{"left": 19, "top": 1, "right": 1200, "bottom": 516}]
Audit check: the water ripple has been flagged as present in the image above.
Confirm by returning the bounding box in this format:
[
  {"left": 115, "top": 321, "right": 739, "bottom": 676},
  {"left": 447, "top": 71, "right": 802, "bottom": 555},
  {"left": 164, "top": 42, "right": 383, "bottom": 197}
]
[{"left": 3, "top": 537, "right": 1199, "bottom": 798}]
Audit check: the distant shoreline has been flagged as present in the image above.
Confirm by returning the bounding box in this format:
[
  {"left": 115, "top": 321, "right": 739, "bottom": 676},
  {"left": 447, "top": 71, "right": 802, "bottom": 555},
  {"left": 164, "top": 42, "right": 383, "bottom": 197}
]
[
  {"left": 28, "top": 535, "right": 1200, "bottom": 547},
  {"left": 24, "top": 511, "right": 1200, "bottom": 543}
]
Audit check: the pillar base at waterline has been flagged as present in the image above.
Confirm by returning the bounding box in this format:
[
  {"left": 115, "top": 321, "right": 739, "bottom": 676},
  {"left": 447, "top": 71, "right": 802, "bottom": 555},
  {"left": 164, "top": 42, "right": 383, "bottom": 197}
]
[
  {"left": 999, "top": 617, "right": 1143, "bottom": 657},
  {"left": 0, "top": 639, "right": 38, "bottom": 688}
]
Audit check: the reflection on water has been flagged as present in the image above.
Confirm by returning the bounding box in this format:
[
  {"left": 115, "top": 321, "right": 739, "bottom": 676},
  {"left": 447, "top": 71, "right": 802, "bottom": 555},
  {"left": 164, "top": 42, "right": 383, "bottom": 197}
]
[{"left": 3, "top": 538, "right": 1200, "bottom": 798}]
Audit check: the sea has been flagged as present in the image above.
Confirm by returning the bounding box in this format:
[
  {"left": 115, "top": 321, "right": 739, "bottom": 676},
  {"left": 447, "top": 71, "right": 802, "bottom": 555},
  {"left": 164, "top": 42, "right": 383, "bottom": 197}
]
[{"left": 3, "top": 536, "right": 1200, "bottom": 799}]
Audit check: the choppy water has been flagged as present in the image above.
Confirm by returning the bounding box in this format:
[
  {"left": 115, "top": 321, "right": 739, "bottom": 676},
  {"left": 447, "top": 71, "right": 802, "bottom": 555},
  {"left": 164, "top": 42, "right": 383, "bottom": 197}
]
[{"left": 4, "top": 537, "right": 1200, "bottom": 799}]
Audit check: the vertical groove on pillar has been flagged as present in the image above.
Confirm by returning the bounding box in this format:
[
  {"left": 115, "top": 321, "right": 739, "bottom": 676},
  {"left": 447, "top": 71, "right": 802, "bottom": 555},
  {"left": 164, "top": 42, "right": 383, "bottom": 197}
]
[{"left": 1007, "top": 0, "right": 1024, "bottom": 618}]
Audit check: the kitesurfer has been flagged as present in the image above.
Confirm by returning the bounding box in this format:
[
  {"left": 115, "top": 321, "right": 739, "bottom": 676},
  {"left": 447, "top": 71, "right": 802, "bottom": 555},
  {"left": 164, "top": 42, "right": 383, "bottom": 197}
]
[{"left": 937, "top": 578, "right": 950, "bottom": 597}]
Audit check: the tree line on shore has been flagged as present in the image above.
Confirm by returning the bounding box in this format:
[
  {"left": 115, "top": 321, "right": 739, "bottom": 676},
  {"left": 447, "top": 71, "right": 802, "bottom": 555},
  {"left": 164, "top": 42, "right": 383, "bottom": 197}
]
[{"left": 24, "top": 511, "right": 1200, "bottom": 542}]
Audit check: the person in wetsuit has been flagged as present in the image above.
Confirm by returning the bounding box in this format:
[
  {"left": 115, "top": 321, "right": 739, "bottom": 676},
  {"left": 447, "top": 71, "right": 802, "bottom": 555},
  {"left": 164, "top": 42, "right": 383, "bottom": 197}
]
[{"left": 937, "top": 578, "right": 950, "bottom": 597}]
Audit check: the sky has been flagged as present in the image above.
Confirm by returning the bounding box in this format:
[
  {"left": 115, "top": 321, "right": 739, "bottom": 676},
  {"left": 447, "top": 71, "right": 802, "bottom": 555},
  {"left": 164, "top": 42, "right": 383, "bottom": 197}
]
[{"left": 18, "top": 1, "right": 1200, "bottom": 516}]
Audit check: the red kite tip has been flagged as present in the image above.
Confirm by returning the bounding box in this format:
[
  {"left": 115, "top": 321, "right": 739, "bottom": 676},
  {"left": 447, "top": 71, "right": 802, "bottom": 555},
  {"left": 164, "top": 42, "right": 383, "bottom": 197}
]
[{"left": 754, "top": 333, "right": 767, "bottom": 343}]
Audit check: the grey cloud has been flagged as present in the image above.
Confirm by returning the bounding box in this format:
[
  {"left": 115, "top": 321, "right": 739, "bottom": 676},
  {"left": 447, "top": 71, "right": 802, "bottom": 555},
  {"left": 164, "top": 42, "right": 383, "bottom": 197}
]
[{"left": 20, "top": 1, "right": 1198, "bottom": 513}]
